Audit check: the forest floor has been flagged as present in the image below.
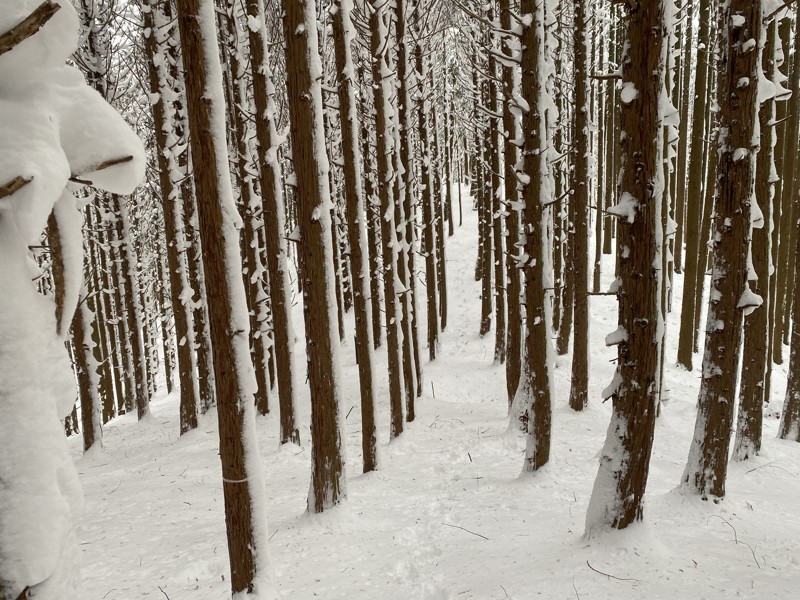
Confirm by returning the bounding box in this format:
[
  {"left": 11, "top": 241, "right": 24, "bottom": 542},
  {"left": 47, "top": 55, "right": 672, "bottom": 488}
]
[{"left": 74, "top": 187, "right": 800, "bottom": 599}]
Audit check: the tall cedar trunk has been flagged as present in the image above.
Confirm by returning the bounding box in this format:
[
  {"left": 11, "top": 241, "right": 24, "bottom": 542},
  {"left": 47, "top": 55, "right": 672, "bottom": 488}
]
[
  {"left": 585, "top": 0, "right": 665, "bottom": 531},
  {"left": 358, "top": 58, "right": 385, "bottom": 350},
  {"left": 773, "top": 8, "right": 800, "bottom": 365},
  {"left": 444, "top": 99, "right": 455, "bottom": 238},
  {"left": 395, "top": 0, "right": 420, "bottom": 417},
  {"left": 417, "top": 30, "right": 439, "bottom": 361},
  {"left": 673, "top": 0, "right": 693, "bottom": 275},
  {"left": 371, "top": 0, "right": 405, "bottom": 438},
  {"left": 569, "top": 0, "right": 590, "bottom": 412},
  {"left": 174, "top": 0, "right": 274, "bottom": 592},
  {"left": 676, "top": 0, "right": 712, "bottom": 370},
  {"left": 114, "top": 195, "right": 149, "bottom": 419},
  {"left": 735, "top": 18, "right": 776, "bottom": 460},
  {"left": 431, "top": 87, "right": 448, "bottom": 333},
  {"left": 223, "top": 1, "right": 272, "bottom": 418},
  {"left": 281, "top": 0, "right": 347, "bottom": 511},
  {"left": 245, "top": 0, "right": 300, "bottom": 443},
  {"left": 488, "top": 8, "right": 506, "bottom": 364},
  {"left": 142, "top": 0, "right": 197, "bottom": 434},
  {"left": 332, "top": 0, "right": 378, "bottom": 472},
  {"left": 683, "top": 0, "right": 761, "bottom": 499},
  {"left": 500, "top": 0, "right": 521, "bottom": 407},
  {"left": 479, "top": 66, "right": 493, "bottom": 338},
  {"left": 515, "top": 0, "right": 552, "bottom": 472}
]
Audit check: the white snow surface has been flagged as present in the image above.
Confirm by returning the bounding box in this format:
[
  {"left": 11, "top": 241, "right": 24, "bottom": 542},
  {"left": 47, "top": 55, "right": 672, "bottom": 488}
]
[{"left": 74, "top": 189, "right": 800, "bottom": 599}]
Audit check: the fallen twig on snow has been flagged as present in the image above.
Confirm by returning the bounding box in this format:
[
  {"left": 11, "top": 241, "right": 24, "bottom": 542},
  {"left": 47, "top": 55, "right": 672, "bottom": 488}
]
[
  {"left": 585, "top": 560, "right": 640, "bottom": 583},
  {"left": 440, "top": 522, "right": 489, "bottom": 540}
]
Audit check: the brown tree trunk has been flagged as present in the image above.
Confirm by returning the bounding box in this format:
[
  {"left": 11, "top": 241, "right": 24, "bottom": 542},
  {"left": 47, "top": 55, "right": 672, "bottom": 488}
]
[
  {"left": 245, "top": 0, "right": 300, "bottom": 443},
  {"left": 585, "top": 0, "right": 665, "bottom": 530},
  {"left": 569, "top": 0, "right": 590, "bottom": 412},
  {"left": 281, "top": 0, "right": 347, "bottom": 511},
  {"left": 371, "top": 0, "right": 405, "bottom": 438},
  {"left": 332, "top": 0, "right": 378, "bottom": 472},
  {"left": 514, "top": 0, "right": 552, "bottom": 472},
  {"left": 676, "top": 0, "right": 713, "bottom": 370},
  {"left": 683, "top": 0, "right": 761, "bottom": 499},
  {"left": 175, "top": 0, "right": 274, "bottom": 591}
]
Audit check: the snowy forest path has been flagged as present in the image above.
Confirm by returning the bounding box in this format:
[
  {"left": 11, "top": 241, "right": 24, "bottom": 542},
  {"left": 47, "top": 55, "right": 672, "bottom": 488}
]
[{"left": 73, "top": 185, "right": 800, "bottom": 599}]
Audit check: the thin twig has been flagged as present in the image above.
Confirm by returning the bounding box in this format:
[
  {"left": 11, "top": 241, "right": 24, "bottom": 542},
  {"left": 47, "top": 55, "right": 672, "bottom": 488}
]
[
  {"left": 585, "top": 560, "right": 640, "bottom": 583},
  {"left": 440, "top": 522, "right": 489, "bottom": 540}
]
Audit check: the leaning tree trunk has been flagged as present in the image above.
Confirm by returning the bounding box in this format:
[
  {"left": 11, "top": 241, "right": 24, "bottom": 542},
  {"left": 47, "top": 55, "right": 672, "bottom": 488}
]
[
  {"left": 281, "top": 0, "right": 347, "bottom": 512},
  {"left": 174, "top": 0, "right": 276, "bottom": 594},
  {"left": 585, "top": 0, "right": 666, "bottom": 531},
  {"left": 683, "top": 0, "right": 762, "bottom": 499}
]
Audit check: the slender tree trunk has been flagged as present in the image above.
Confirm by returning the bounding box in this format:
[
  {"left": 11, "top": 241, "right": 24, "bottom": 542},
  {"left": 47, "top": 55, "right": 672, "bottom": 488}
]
[
  {"left": 332, "top": 0, "right": 378, "bottom": 472},
  {"left": 281, "top": 0, "right": 347, "bottom": 511},
  {"left": 245, "top": 0, "right": 300, "bottom": 443},
  {"left": 676, "top": 0, "right": 713, "bottom": 370},
  {"left": 371, "top": 0, "right": 405, "bottom": 438},
  {"left": 569, "top": 0, "right": 590, "bottom": 412},
  {"left": 513, "top": 0, "right": 553, "bottom": 472},
  {"left": 175, "top": 0, "right": 276, "bottom": 592}
]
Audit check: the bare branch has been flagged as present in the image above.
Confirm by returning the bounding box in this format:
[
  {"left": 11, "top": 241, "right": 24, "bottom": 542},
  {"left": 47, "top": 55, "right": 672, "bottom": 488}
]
[{"left": 0, "top": 1, "right": 60, "bottom": 56}]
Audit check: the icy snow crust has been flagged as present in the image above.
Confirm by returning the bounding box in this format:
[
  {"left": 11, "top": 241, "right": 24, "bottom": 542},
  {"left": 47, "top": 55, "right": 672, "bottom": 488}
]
[
  {"left": 75, "top": 195, "right": 800, "bottom": 599},
  {"left": 0, "top": 1, "right": 143, "bottom": 598}
]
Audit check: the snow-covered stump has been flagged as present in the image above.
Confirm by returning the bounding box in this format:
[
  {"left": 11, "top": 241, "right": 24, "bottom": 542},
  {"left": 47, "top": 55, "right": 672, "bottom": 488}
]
[{"left": 0, "top": 2, "right": 144, "bottom": 597}]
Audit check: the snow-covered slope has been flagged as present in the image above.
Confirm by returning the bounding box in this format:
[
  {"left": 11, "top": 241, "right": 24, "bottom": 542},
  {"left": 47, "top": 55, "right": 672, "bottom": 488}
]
[{"left": 74, "top": 186, "right": 800, "bottom": 599}]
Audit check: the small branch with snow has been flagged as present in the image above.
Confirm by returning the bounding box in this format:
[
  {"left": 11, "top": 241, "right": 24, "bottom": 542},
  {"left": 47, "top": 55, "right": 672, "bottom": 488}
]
[
  {"left": 0, "top": 1, "right": 60, "bottom": 56},
  {"left": 69, "top": 155, "right": 134, "bottom": 185},
  {"left": 0, "top": 175, "right": 32, "bottom": 200}
]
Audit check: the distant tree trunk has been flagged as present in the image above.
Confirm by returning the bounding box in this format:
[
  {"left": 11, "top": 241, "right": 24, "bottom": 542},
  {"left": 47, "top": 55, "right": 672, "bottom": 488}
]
[
  {"left": 371, "top": 0, "right": 405, "bottom": 438},
  {"left": 585, "top": 0, "right": 665, "bottom": 531},
  {"left": 513, "top": 0, "right": 553, "bottom": 472},
  {"left": 142, "top": 0, "right": 197, "bottom": 434},
  {"left": 500, "top": 0, "right": 521, "bottom": 407},
  {"left": 332, "top": 0, "right": 378, "bottom": 472},
  {"left": 683, "top": 0, "right": 761, "bottom": 499},
  {"left": 676, "top": 0, "right": 713, "bottom": 370},
  {"left": 417, "top": 31, "right": 439, "bottom": 361},
  {"left": 431, "top": 92, "right": 449, "bottom": 334},
  {"left": 673, "top": 0, "right": 693, "bottom": 275},
  {"left": 735, "top": 17, "right": 776, "bottom": 460},
  {"left": 245, "top": 0, "right": 300, "bottom": 443},
  {"left": 478, "top": 64, "right": 493, "bottom": 338},
  {"left": 281, "top": 0, "right": 347, "bottom": 511},
  {"left": 114, "top": 195, "right": 149, "bottom": 420},
  {"left": 569, "top": 0, "right": 590, "bottom": 412},
  {"left": 175, "top": 0, "right": 276, "bottom": 593}
]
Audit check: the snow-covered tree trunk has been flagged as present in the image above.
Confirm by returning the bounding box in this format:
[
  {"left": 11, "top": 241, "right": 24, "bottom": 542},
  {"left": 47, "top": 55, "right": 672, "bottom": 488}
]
[
  {"left": 569, "top": 0, "right": 590, "bottom": 412},
  {"left": 511, "top": 0, "right": 554, "bottom": 472},
  {"left": 280, "top": 0, "right": 347, "bottom": 512},
  {"left": 585, "top": 0, "right": 669, "bottom": 531},
  {"left": 173, "top": 0, "right": 276, "bottom": 593},
  {"left": 499, "top": 0, "right": 522, "bottom": 408},
  {"left": 371, "top": 0, "right": 405, "bottom": 439},
  {"left": 683, "top": 0, "right": 762, "bottom": 499},
  {"left": 142, "top": 0, "right": 198, "bottom": 434},
  {"left": 332, "top": 0, "right": 378, "bottom": 472},
  {"left": 245, "top": 0, "right": 300, "bottom": 444},
  {"left": 415, "top": 19, "right": 439, "bottom": 361},
  {"left": 737, "top": 14, "right": 780, "bottom": 458}
]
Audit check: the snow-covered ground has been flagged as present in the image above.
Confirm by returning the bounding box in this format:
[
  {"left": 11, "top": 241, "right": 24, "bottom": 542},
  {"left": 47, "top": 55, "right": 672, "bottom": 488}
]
[{"left": 74, "top": 187, "right": 800, "bottom": 599}]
